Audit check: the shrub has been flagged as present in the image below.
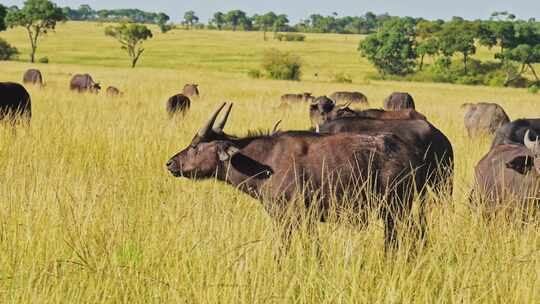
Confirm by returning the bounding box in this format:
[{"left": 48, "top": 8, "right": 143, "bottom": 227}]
[
  {"left": 529, "top": 85, "right": 539, "bottom": 94},
  {"left": 275, "top": 33, "right": 306, "bottom": 42},
  {"left": 247, "top": 69, "right": 262, "bottom": 79},
  {"left": 333, "top": 72, "right": 352, "bottom": 83},
  {"left": 261, "top": 48, "right": 302, "bottom": 81},
  {"left": 0, "top": 38, "right": 19, "bottom": 60},
  {"left": 38, "top": 56, "right": 49, "bottom": 64}
]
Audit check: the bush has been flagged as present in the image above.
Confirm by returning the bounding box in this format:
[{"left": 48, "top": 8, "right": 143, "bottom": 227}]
[
  {"left": 275, "top": 33, "right": 306, "bottom": 42},
  {"left": 261, "top": 49, "right": 302, "bottom": 81},
  {"left": 247, "top": 69, "right": 262, "bottom": 79},
  {"left": 38, "top": 57, "right": 49, "bottom": 64},
  {"left": 529, "top": 85, "right": 539, "bottom": 94},
  {"left": 0, "top": 38, "right": 18, "bottom": 60},
  {"left": 333, "top": 72, "right": 352, "bottom": 83}
]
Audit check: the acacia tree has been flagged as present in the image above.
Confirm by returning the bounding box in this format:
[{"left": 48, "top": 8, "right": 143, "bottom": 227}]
[
  {"left": 105, "top": 23, "right": 153, "bottom": 68},
  {"left": 5, "top": 0, "right": 65, "bottom": 63},
  {"left": 211, "top": 12, "right": 225, "bottom": 30},
  {"left": 183, "top": 11, "right": 198, "bottom": 29},
  {"left": 156, "top": 12, "right": 171, "bottom": 33},
  {"left": 437, "top": 19, "right": 478, "bottom": 73},
  {"left": 273, "top": 14, "right": 289, "bottom": 37},
  {"left": 254, "top": 12, "right": 276, "bottom": 40}
]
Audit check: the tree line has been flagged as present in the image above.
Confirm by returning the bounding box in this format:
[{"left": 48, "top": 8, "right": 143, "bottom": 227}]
[{"left": 359, "top": 12, "right": 540, "bottom": 89}]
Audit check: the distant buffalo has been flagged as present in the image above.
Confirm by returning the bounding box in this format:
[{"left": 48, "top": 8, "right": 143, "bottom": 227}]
[
  {"left": 70, "top": 74, "right": 101, "bottom": 93},
  {"left": 473, "top": 130, "right": 540, "bottom": 214},
  {"left": 462, "top": 102, "right": 510, "bottom": 138},
  {"left": 329, "top": 91, "right": 368, "bottom": 105},
  {"left": 309, "top": 95, "right": 426, "bottom": 128},
  {"left": 384, "top": 92, "right": 415, "bottom": 110},
  {"left": 491, "top": 119, "right": 540, "bottom": 150},
  {"left": 0, "top": 82, "right": 32, "bottom": 123},
  {"left": 167, "top": 94, "right": 191, "bottom": 117},
  {"left": 22, "top": 69, "right": 44, "bottom": 86},
  {"left": 106, "top": 86, "right": 122, "bottom": 97},
  {"left": 183, "top": 84, "right": 200, "bottom": 98},
  {"left": 280, "top": 92, "right": 314, "bottom": 103}
]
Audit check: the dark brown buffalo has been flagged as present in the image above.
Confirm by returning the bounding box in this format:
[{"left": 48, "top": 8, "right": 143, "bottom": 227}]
[
  {"left": 280, "top": 92, "right": 314, "bottom": 103},
  {"left": 183, "top": 84, "right": 199, "bottom": 98},
  {"left": 491, "top": 119, "right": 540, "bottom": 150},
  {"left": 22, "top": 69, "right": 44, "bottom": 86},
  {"left": 462, "top": 102, "right": 510, "bottom": 137},
  {"left": 319, "top": 115, "right": 453, "bottom": 195},
  {"left": 0, "top": 82, "right": 32, "bottom": 123},
  {"left": 167, "top": 103, "right": 428, "bottom": 250},
  {"left": 166, "top": 94, "right": 191, "bottom": 117},
  {"left": 329, "top": 91, "right": 368, "bottom": 105},
  {"left": 384, "top": 92, "right": 416, "bottom": 110},
  {"left": 70, "top": 74, "right": 101, "bottom": 93},
  {"left": 472, "top": 130, "right": 540, "bottom": 214},
  {"left": 310, "top": 96, "right": 426, "bottom": 128},
  {"left": 106, "top": 86, "right": 122, "bottom": 97}
]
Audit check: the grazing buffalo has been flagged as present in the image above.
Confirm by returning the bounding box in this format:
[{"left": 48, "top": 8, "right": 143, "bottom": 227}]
[
  {"left": 491, "top": 119, "right": 540, "bottom": 149},
  {"left": 309, "top": 96, "right": 426, "bottom": 128},
  {"left": 473, "top": 130, "right": 540, "bottom": 214},
  {"left": 319, "top": 114, "right": 453, "bottom": 195},
  {"left": 384, "top": 92, "right": 416, "bottom": 110},
  {"left": 106, "top": 86, "right": 122, "bottom": 97},
  {"left": 183, "top": 84, "right": 200, "bottom": 98},
  {"left": 329, "top": 91, "right": 368, "bottom": 105},
  {"left": 0, "top": 82, "right": 32, "bottom": 123},
  {"left": 167, "top": 103, "right": 428, "bottom": 250},
  {"left": 22, "top": 69, "right": 44, "bottom": 86},
  {"left": 166, "top": 94, "right": 191, "bottom": 117},
  {"left": 280, "top": 92, "right": 314, "bottom": 104},
  {"left": 462, "top": 102, "right": 510, "bottom": 137},
  {"left": 70, "top": 74, "right": 101, "bottom": 93}
]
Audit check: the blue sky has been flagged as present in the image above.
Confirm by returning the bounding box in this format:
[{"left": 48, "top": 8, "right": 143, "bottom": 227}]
[{"left": 2, "top": 0, "right": 540, "bottom": 23}]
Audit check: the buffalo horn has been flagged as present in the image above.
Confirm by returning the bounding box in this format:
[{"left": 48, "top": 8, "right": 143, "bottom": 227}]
[
  {"left": 213, "top": 103, "right": 233, "bottom": 132},
  {"left": 198, "top": 103, "right": 226, "bottom": 138}
]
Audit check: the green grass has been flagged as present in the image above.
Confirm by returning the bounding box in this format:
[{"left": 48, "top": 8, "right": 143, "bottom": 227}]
[{"left": 0, "top": 22, "right": 539, "bottom": 303}]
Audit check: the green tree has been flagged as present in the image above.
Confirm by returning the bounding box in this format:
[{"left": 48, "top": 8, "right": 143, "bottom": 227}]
[
  {"left": 5, "top": 0, "right": 65, "bottom": 63},
  {"left": 437, "top": 19, "right": 478, "bottom": 73},
  {"left": 254, "top": 12, "right": 276, "bottom": 40},
  {"left": 416, "top": 38, "right": 439, "bottom": 70},
  {"left": 156, "top": 12, "right": 171, "bottom": 33},
  {"left": 183, "top": 11, "right": 198, "bottom": 29},
  {"left": 105, "top": 23, "right": 153, "bottom": 68},
  {"left": 358, "top": 17, "right": 417, "bottom": 77},
  {"left": 225, "top": 10, "right": 247, "bottom": 31},
  {"left": 0, "top": 4, "right": 7, "bottom": 31},
  {"left": 273, "top": 14, "right": 289, "bottom": 36},
  {"left": 211, "top": 11, "right": 225, "bottom": 30},
  {"left": 503, "top": 44, "right": 540, "bottom": 84}
]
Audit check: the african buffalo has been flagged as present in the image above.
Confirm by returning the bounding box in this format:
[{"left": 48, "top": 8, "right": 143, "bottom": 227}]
[
  {"left": 491, "top": 119, "right": 540, "bottom": 149},
  {"left": 384, "top": 92, "right": 416, "bottom": 110},
  {"left": 462, "top": 102, "right": 510, "bottom": 137},
  {"left": 318, "top": 115, "right": 453, "bottom": 195},
  {"left": 183, "top": 84, "right": 200, "bottom": 98},
  {"left": 329, "top": 91, "right": 368, "bottom": 105},
  {"left": 280, "top": 92, "right": 314, "bottom": 103},
  {"left": 472, "top": 130, "right": 540, "bottom": 214},
  {"left": 309, "top": 96, "right": 427, "bottom": 128},
  {"left": 0, "top": 82, "right": 32, "bottom": 123},
  {"left": 70, "top": 74, "right": 101, "bottom": 93},
  {"left": 106, "top": 86, "right": 122, "bottom": 97},
  {"left": 167, "top": 103, "right": 428, "bottom": 250},
  {"left": 167, "top": 94, "right": 191, "bottom": 117},
  {"left": 22, "top": 69, "right": 44, "bottom": 86}
]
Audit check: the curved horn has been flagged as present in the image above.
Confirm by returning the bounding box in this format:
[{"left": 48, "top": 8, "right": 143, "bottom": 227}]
[
  {"left": 271, "top": 120, "right": 282, "bottom": 134},
  {"left": 337, "top": 101, "right": 352, "bottom": 109},
  {"left": 198, "top": 103, "right": 226, "bottom": 138},
  {"left": 213, "top": 103, "right": 233, "bottom": 132},
  {"left": 524, "top": 130, "right": 540, "bottom": 154}
]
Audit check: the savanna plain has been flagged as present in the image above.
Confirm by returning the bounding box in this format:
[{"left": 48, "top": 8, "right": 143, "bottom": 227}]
[{"left": 0, "top": 22, "right": 539, "bottom": 303}]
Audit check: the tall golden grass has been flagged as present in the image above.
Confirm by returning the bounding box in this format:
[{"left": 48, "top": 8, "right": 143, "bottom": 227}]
[{"left": 0, "top": 22, "right": 539, "bottom": 303}]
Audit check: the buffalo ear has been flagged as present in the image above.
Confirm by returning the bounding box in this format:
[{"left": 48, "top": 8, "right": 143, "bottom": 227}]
[
  {"left": 506, "top": 156, "right": 534, "bottom": 175},
  {"left": 217, "top": 143, "right": 240, "bottom": 161}
]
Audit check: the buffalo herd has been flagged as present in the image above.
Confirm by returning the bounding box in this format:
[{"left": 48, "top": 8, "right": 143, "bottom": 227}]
[{"left": 1, "top": 67, "right": 539, "bottom": 253}]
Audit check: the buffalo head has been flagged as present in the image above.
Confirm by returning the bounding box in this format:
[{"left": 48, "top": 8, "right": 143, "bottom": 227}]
[
  {"left": 166, "top": 103, "right": 239, "bottom": 178},
  {"left": 309, "top": 96, "right": 353, "bottom": 128},
  {"left": 506, "top": 130, "right": 540, "bottom": 175}
]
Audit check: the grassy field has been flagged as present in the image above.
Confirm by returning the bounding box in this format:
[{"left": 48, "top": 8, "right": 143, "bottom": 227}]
[{"left": 0, "top": 21, "right": 539, "bottom": 303}]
